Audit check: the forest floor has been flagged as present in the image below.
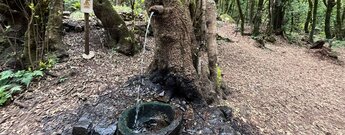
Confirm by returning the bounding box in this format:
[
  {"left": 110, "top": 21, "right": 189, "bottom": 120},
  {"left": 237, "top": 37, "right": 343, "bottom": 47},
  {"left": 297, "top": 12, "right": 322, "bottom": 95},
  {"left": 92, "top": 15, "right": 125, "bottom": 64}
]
[
  {"left": 0, "top": 20, "right": 345, "bottom": 134},
  {"left": 218, "top": 23, "right": 345, "bottom": 134}
]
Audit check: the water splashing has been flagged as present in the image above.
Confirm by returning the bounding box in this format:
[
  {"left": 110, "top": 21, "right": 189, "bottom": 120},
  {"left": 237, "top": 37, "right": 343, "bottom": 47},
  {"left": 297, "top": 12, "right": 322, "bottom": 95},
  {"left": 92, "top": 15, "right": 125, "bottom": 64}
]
[{"left": 133, "top": 12, "right": 155, "bottom": 133}]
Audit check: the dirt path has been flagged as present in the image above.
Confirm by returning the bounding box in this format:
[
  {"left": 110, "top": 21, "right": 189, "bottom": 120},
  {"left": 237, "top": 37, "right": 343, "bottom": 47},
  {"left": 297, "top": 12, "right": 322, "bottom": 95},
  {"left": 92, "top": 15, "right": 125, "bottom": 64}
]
[
  {"left": 1, "top": 21, "right": 345, "bottom": 134},
  {"left": 0, "top": 25, "right": 155, "bottom": 134},
  {"left": 218, "top": 23, "right": 345, "bottom": 135}
]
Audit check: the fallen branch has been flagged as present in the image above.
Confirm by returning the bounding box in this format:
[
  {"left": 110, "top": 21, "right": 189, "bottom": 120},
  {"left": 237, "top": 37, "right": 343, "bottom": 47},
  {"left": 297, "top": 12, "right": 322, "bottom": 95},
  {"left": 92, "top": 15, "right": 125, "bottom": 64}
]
[{"left": 13, "top": 100, "right": 29, "bottom": 108}]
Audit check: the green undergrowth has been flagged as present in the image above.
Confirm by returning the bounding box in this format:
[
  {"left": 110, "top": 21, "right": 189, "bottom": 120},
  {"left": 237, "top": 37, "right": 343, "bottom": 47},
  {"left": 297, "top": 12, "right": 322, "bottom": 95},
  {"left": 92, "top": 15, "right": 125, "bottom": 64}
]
[
  {"left": 70, "top": 11, "right": 96, "bottom": 20},
  {"left": 216, "top": 65, "right": 222, "bottom": 89},
  {"left": 0, "top": 53, "right": 58, "bottom": 106},
  {"left": 220, "top": 14, "right": 235, "bottom": 23},
  {"left": 332, "top": 40, "right": 345, "bottom": 48},
  {"left": 113, "top": 5, "right": 132, "bottom": 13},
  {"left": 0, "top": 70, "right": 44, "bottom": 105}
]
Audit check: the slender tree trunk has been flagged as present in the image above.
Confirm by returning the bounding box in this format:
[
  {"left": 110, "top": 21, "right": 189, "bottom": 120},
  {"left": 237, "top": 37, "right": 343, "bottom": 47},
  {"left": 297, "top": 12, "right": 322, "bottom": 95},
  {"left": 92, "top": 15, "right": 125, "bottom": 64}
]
[
  {"left": 249, "top": 0, "right": 255, "bottom": 24},
  {"left": 342, "top": 4, "right": 345, "bottom": 22},
  {"left": 46, "top": 0, "right": 65, "bottom": 54},
  {"left": 324, "top": 0, "right": 336, "bottom": 39},
  {"left": 266, "top": 0, "right": 274, "bottom": 35},
  {"left": 305, "top": 0, "right": 313, "bottom": 33},
  {"left": 252, "top": 0, "right": 264, "bottom": 36},
  {"left": 272, "top": 0, "right": 286, "bottom": 35},
  {"left": 206, "top": 0, "right": 218, "bottom": 94},
  {"left": 336, "top": 0, "right": 342, "bottom": 39},
  {"left": 24, "top": 0, "right": 49, "bottom": 68},
  {"left": 310, "top": 0, "right": 319, "bottom": 43},
  {"left": 229, "top": 0, "right": 235, "bottom": 16},
  {"left": 93, "top": 0, "right": 139, "bottom": 56},
  {"left": 290, "top": 11, "right": 294, "bottom": 33},
  {"left": 236, "top": 0, "right": 245, "bottom": 34},
  {"left": 343, "top": 4, "right": 345, "bottom": 37}
]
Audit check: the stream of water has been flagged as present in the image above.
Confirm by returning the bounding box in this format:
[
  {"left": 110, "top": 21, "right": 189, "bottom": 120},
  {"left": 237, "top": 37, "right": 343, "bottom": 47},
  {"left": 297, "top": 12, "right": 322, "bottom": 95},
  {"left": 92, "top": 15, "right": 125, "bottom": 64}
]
[{"left": 133, "top": 12, "right": 155, "bottom": 133}]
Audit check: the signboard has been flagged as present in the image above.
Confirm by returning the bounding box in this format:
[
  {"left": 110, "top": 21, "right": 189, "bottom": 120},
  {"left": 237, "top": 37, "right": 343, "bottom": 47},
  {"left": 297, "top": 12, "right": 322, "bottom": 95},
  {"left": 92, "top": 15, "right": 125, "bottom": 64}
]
[{"left": 81, "top": 0, "right": 93, "bottom": 13}]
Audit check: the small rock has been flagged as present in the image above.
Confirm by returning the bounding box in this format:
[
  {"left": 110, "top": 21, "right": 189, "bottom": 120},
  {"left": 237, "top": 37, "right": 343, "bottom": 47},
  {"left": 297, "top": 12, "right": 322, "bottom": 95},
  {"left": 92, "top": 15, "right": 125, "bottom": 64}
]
[
  {"left": 72, "top": 114, "right": 93, "bottom": 135},
  {"left": 218, "top": 106, "right": 233, "bottom": 121},
  {"left": 158, "top": 91, "right": 165, "bottom": 97},
  {"left": 93, "top": 122, "right": 117, "bottom": 135},
  {"left": 63, "top": 11, "right": 71, "bottom": 16},
  {"left": 198, "top": 127, "right": 214, "bottom": 134},
  {"left": 206, "top": 108, "right": 226, "bottom": 126},
  {"left": 219, "top": 125, "right": 236, "bottom": 135},
  {"left": 82, "top": 51, "right": 95, "bottom": 60}
]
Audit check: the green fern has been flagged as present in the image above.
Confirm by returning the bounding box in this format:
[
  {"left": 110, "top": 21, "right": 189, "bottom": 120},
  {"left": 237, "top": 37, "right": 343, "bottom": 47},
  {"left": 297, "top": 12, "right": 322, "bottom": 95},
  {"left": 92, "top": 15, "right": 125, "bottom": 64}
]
[
  {"left": 0, "top": 70, "right": 43, "bottom": 106},
  {"left": 0, "top": 70, "right": 13, "bottom": 82}
]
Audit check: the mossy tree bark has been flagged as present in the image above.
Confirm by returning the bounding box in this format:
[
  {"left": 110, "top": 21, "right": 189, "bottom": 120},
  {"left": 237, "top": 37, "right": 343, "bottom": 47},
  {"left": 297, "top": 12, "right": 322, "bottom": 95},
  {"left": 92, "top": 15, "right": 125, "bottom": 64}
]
[
  {"left": 93, "top": 0, "right": 140, "bottom": 56},
  {"left": 145, "top": 0, "right": 225, "bottom": 104},
  {"left": 46, "top": 0, "right": 66, "bottom": 54}
]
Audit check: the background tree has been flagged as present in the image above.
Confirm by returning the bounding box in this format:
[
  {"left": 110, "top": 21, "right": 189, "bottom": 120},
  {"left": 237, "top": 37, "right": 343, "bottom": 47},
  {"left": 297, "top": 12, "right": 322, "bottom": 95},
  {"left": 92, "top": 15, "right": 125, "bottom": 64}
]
[
  {"left": 236, "top": 0, "right": 245, "bottom": 34},
  {"left": 45, "top": 0, "right": 66, "bottom": 54},
  {"left": 249, "top": 0, "right": 255, "bottom": 24},
  {"left": 336, "top": 0, "right": 342, "bottom": 39},
  {"left": 272, "top": 0, "right": 287, "bottom": 35},
  {"left": 305, "top": 0, "right": 313, "bottom": 33},
  {"left": 323, "top": 0, "right": 336, "bottom": 39},
  {"left": 93, "top": 0, "right": 140, "bottom": 56},
  {"left": 252, "top": 0, "right": 264, "bottom": 36},
  {"left": 310, "top": 0, "right": 319, "bottom": 42}
]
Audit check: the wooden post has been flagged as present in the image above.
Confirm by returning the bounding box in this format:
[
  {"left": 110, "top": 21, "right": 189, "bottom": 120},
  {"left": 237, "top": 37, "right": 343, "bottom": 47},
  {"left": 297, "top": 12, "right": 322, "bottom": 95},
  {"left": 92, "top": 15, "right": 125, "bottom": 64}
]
[
  {"left": 81, "top": 0, "right": 94, "bottom": 59},
  {"left": 84, "top": 13, "right": 90, "bottom": 55}
]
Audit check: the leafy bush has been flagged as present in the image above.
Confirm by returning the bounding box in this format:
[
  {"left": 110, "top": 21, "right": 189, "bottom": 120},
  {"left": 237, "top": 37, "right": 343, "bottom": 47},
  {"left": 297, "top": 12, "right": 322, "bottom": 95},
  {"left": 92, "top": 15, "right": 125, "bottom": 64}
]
[
  {"left": 70, "top": 11, "right": 85, "bottom": 20},
  {"left": 220, "top": 14, "right": 235, "bottom": 23},
  {"left": 332, "top": 40, "right": 345, "bottom": 48},
  {"left": 0, "top": 70, "right": 43, "bottom": 105},
  {"left": 64, "top": 0, "right": 80, "bottom": 11},
  {"left": 113, "top": 5, "right": 132, "bottom": 13}
]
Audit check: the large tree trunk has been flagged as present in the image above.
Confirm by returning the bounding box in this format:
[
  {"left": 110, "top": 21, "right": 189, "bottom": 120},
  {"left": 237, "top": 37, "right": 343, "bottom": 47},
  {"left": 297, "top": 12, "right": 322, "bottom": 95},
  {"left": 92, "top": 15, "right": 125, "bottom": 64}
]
[
  {"left": 309, "top": 0, "right": 319, "bottom": 43},
  {"left": 145, "top": 0, "right": 222, "bottom": 104},
  {"left": 93, "top": 0, "right": 140, "bottom": 56},
  {"left": 305, "top": 0, "right": 313, "bottom": 33},
  {"left": 323, "top": 0, "right": 336, "bottom": 39}
]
